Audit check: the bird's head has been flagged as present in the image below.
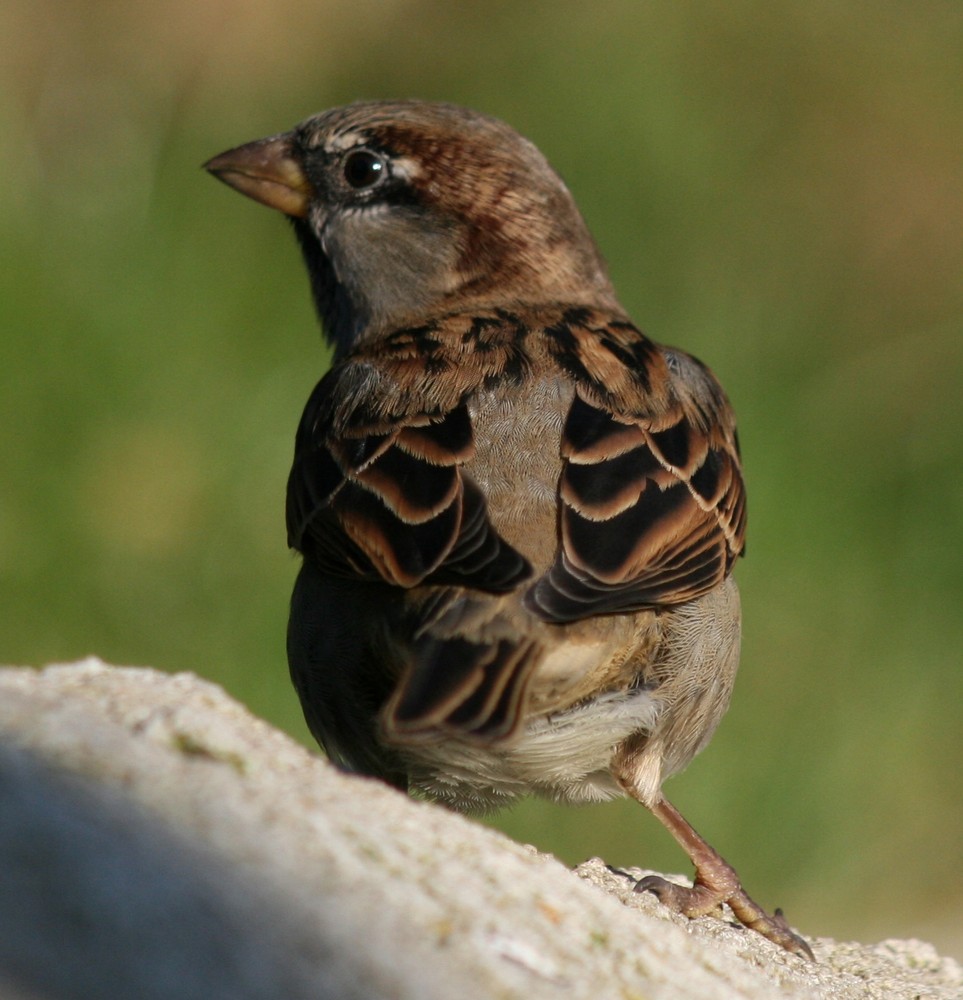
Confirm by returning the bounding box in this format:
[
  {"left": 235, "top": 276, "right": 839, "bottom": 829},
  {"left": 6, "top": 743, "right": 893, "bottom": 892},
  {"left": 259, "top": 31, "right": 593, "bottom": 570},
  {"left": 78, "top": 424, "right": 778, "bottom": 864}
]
[{"left": 205, "top": 100, "right": 618, "bottom": 355}]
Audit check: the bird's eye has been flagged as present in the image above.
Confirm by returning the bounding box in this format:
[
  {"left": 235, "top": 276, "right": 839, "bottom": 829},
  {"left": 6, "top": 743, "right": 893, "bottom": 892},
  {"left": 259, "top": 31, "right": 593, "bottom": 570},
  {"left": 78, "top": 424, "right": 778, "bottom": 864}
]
[{"left": 343, "top": 149, "right": 386, "bottom": 189}]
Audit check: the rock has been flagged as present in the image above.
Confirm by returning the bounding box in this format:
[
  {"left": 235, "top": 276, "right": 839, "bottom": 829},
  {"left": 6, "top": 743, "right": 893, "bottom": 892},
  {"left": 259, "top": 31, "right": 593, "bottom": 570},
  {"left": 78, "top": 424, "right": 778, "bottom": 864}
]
[{"left": 0, "top": 660, "right": 958, "bottom": 1000}]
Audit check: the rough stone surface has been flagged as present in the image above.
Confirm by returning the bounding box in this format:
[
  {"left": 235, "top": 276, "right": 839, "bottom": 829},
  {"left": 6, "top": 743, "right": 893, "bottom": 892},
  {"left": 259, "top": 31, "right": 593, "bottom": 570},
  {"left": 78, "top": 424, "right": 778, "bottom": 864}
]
[{"left": 0, "top": 660, "right": 958, "bottom": 1000}]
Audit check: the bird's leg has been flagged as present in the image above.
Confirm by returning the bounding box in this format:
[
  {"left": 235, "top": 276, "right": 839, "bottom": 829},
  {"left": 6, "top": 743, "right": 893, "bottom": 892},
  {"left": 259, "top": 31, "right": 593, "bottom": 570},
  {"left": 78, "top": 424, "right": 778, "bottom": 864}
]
[{"left": 633, "top": 795, "right": 814, "bottom": 960}]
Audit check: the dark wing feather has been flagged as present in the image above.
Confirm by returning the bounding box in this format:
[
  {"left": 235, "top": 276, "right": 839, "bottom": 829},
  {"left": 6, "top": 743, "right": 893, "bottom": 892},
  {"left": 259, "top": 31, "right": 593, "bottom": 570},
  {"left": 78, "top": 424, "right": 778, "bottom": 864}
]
[
  {"left": 288, "top": 370, "right": 531, "bottom": 592},
  {"left": 390, "top": 632, "right": 538, "bottom": 740},
  {"left": 528, "top": 331, "right": 746, "bottom": 623}
]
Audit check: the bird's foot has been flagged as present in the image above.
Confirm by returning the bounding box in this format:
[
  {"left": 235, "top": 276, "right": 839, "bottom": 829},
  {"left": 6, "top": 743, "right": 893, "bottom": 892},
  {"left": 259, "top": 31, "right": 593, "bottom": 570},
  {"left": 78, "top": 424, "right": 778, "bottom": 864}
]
[
  {"left": 623, "top": 795, "right": 814, "bottom": 960},
  {"left": 635, "top": 871, "right": 814, "bottom": 960},
  {"left": 635, "top": 873, "right": 726, "bottom": 917}
]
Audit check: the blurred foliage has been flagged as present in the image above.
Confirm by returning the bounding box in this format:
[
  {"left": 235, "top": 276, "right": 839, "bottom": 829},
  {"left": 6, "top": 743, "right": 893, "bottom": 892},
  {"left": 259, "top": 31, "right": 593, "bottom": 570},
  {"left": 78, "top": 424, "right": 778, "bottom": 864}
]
[{"left": 2, "top": 0, "right": 961, "bottom": 957}]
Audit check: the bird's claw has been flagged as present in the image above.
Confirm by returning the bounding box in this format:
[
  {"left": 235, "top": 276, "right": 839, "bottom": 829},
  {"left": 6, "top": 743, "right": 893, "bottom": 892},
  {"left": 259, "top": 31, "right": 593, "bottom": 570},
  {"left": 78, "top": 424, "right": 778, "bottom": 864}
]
[{"left": 635, "top": 874, "right": 814, "bottom": 961}]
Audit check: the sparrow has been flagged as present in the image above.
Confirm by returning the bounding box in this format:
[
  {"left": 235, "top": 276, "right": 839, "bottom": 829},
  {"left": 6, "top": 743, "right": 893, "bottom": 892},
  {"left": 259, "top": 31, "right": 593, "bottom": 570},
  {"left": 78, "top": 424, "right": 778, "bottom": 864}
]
[{"left": 205, "top": 100, "right": 812, "bottom": 960}]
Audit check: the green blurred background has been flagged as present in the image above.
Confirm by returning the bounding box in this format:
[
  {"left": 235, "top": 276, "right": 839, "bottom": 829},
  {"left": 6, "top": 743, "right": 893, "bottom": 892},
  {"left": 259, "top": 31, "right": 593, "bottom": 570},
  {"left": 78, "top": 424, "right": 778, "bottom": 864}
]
[{"left": 2, "top": 0, "right": 961, "bottom": 958}]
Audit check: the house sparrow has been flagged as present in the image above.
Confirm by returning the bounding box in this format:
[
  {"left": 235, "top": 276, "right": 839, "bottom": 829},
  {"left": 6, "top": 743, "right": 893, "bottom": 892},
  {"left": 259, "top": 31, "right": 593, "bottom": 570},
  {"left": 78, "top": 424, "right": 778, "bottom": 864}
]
[{"left": 205, "top": 101, "right": 812, "bottom": 959}]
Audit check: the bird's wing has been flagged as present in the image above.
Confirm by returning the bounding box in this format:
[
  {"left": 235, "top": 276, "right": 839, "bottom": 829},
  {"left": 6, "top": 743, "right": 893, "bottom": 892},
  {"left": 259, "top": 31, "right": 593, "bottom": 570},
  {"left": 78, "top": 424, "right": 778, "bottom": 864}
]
[
  {"left": 528, "top": 312, "right": 746, "bottom": 622},
  {"left": 286, "top": 340, "right": 532, "bottom": 592},
  {"left": 286, "top": 312, "right": 538, "bottom": 740}
]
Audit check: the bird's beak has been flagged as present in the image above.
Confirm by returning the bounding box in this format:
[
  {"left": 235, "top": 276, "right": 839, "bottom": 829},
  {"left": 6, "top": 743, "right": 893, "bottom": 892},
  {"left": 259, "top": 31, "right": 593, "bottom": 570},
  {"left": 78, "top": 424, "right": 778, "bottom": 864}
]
[{"left": 204, "top": 134, "right": 313, "bottom": 218}]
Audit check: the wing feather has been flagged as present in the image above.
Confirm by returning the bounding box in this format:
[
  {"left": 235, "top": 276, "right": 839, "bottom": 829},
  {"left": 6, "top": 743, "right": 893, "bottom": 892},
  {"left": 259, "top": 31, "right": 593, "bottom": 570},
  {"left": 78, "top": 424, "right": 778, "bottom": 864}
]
[{"left": 528, "top": 331, "right": 746, "bottom": 623}]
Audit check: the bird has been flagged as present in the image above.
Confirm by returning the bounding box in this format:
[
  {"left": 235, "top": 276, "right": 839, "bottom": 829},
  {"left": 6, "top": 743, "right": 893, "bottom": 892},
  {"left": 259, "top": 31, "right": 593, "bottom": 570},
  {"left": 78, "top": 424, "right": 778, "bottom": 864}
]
[{"left": 205, "top": 100, "right": 812, "bottom": 960}]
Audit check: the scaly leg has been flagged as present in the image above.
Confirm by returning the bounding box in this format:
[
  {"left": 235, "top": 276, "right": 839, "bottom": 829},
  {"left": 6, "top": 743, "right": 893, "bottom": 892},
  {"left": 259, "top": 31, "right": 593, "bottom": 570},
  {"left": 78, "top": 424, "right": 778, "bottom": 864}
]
[{"left": 634, "top": 795, "right": 814, "bottom": 960}]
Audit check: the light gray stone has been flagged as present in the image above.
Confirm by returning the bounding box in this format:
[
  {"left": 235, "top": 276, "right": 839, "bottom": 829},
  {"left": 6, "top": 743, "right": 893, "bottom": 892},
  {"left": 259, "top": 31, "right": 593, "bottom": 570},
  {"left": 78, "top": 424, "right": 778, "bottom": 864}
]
[{"left": 0, "top": 660, "right": 958, "bottom": 1000}]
